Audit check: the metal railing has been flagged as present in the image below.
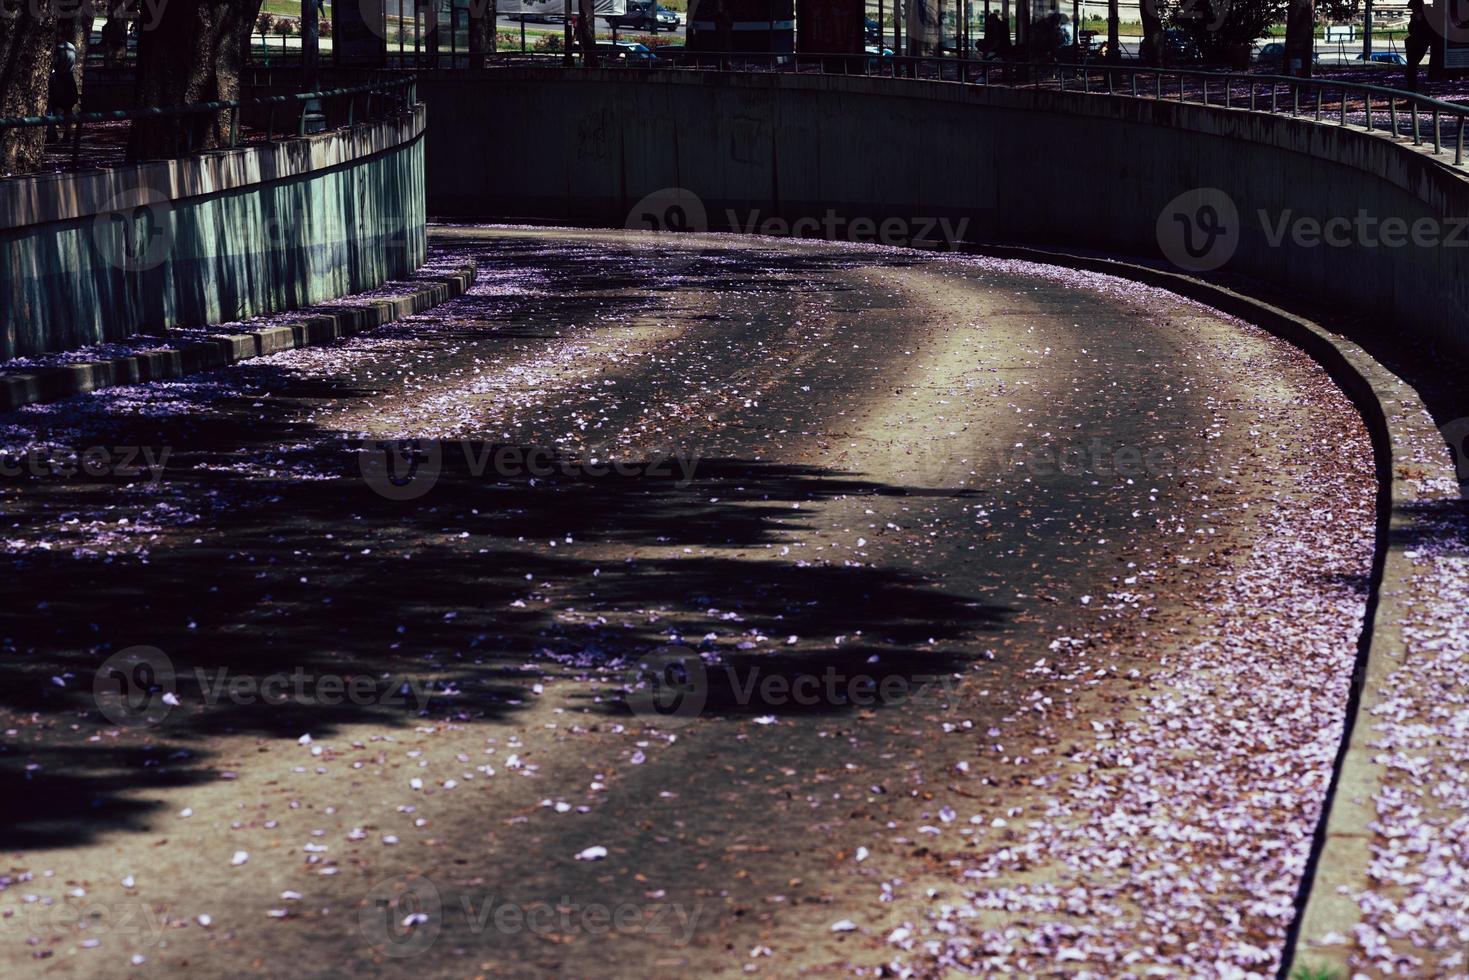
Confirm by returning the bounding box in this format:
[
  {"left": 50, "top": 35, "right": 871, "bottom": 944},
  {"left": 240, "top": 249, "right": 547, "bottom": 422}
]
[
  {"left": 475, "top": 50, "right": 1469, "bottom": 168},
  {"left": 0, "top": 73, "right": 417, "bottom": 175}
]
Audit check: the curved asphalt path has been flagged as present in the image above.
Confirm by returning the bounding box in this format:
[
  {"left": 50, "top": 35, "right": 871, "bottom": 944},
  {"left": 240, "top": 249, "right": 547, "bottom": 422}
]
[{"left": 0, "top": 227, "right": 1374, "bottom": 977}]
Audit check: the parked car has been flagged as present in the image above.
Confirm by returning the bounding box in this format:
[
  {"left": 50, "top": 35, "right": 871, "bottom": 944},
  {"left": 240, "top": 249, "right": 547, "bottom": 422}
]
[
  {"left": 594, "top": 40, "right": 657, "bottom": 63},
  {"left": 608, "top": 1, "right": 677, "bottom": 33},
  {"left": 1257, "top": 40, "right": 1321, "bottom": 68},
  {"left": 1356, "top": 51, "right": 1406, "bottom": 65}
]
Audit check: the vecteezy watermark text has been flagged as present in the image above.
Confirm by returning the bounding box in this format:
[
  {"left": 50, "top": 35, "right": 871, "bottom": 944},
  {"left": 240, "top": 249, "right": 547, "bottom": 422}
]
[
  {"left": 358, "top": 874, "right": 705, "bottom": 958},
  {"left": 621, "top": 645, "right": 963, "bottom": 728},
  {"left": 0, "top": 445, "right": 170, "bottom": 484},
  {"left": 92, "top": 646, "right": 433, "bottom": 727},
  {"left": 623, "top": 186, "right": 971, "bottom": 249},
  {"left": 1158, "top": 187, "right": 1469, "bottom": 271},
  {"left": 0, "top": 0, "right": 168, "bottom": 30},
  {"left": 723, "top": 209, "right": 971, "bottom": 249},
  {"left": 0, "top": 895, "right": 174, "bottom": 947},
  {"left": 358, "top": 440, "right": 702, "bottom": 501}
]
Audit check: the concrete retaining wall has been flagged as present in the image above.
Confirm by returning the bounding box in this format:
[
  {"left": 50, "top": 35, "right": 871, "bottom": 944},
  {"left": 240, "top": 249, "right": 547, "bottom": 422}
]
[
  {"left": 420, "top": 68, "right": 1469, "bottom": 362},
  {"left": 0, "top": 105, "right": 427, "bottom": 359}
]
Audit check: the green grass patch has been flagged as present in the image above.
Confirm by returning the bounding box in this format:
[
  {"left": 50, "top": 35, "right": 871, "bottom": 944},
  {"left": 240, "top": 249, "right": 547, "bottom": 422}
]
[{"left": 1290, "top": 963, "right": 1341, "bottom": 980}]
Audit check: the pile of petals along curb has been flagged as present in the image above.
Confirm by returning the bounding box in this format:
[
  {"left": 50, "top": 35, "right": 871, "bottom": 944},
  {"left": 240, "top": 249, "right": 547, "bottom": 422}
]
[
  {"left": 1351, "top": 415, "right": 1469, "bottom": 975},
  {"left": 880, "top": 299, "right": 1377, "bottom": 975},
  {"left": 0, "top": 265, "right": 477, "bottom": 412}
]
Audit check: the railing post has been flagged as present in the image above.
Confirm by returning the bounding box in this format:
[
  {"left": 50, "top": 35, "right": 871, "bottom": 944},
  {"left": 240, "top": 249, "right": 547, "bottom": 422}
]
[
  {"left": 1202, "top": 78, "right": 1208, "bottom": 105},
  {"left": 1434, "top": 108, "right": 1442, "bottom": 153},
  {"left": 1412, "top": 102, "right": 1421, "bottom": 144},
  {"left": 1340, "top": 88, "right": 1347, "bottom": 127},
  {"left": 1390, "top": 98, "right": 1398, "bottom": 141},
  {"left": 1178, "top": 73, "right": 1184, "bottom": 103},
  {"left": 266, "top": 104, "right": 274, "bottom": 142},
  {"left": 1154, "top": 72, "right": 1161, "bottom": 100},
  {"left": 1315, "top": 87, "right": 1322, "bottom": 122},
  {"left": 1250, "top": 82, "right": 1256, "bottom": 112},
  {"left": 1458, "top": 113, "right": 1465, "bottom": 165},
  {"left": 1365, "top": 91, "right": 1373, "bottom": 131},
  {"left": 1131, "top": 72, "right": 1137, "bottom": 98},
  {"left": 229, "top": 105, "right": 239, "bottom": 146}
]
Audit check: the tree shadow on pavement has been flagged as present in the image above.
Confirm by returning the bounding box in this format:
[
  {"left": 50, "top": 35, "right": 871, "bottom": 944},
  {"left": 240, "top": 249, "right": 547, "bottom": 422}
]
[{"left": 0, "top": 367, "right": 1009, "bottom": 850}]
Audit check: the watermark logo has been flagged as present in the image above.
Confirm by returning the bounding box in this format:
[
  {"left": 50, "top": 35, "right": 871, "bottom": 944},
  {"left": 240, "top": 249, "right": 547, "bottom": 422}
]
[
  {"left": 724, "top": 208, "right": 970, "bottom": 249},
  {"left": 622, "top": 186, "right": 972, "bottom": 254},
  {"left": 1162, "top": 190, "right": 1469, "bottom": 266},
  {"left": 1429, "top": 1, "right": 1469, "bottom": 45},
  {"left": 895, "top": 436, "right": 1205, "bottom": 491},
  {"left": 621, "top": 645, "right": 708, "bottom": 729},
  {"left": 359, "top": 439, "right": 443, "bottom": 501},
  {"left": 92, "top": 186, "right": 174, "bottom": 273},
  {"left": 0, "top": 445, "right": 170, "bottom": 483},
  {"left": 1258, "top": 210, "right": 1469, "bottom": 250},
  {"left": 1, "top": 1, "right": 168, "bottom": 30},
  {"left": 619, "top": 650, "right": 962, "bottom": 727},
  {"left": 357, "top": 874, "right": 705, "bottom": 956},
  {"left": 0, "top": 896, "right": 173, "bottom": 945},
  {"left": 93, "top": 645, "right": 176, "bottom": 728},
  {"left": 91, "top": 648, "right": 434, "bottom": 727},
  {"left": 359, "top": 875, "right": 443, "bottom": 958},
  {"left": 625, "top": 187, "right": 710, "bottom": 237},
  {"left": 358, "top": 441, "right": 703, "bottom": 501},
  {"left": 623, "top": 187, "right": 711, "bottom": 276},
  {"left": 191, "top": 668, "right": 433, "bottom": 713},
  {"left": 999, "top": 437, "right": 1199, "bottom": 481},
  {"left": 1157, "top": 188, "right": 1239, "bottom": 272}
]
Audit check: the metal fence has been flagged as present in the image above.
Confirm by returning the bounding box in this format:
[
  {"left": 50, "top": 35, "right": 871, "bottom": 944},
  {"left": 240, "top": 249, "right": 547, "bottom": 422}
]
[
  {"left": 0, "top": 73, "right": 417, "bottom": 175},
  {"left": 468, "top": 50, "right": 1469, "bottom": 168}
]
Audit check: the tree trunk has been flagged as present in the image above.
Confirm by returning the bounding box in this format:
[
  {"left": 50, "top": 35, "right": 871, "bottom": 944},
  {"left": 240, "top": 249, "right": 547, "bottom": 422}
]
[
  {"left": 907, "top": 0, "right": 941, "bottom": 54},
  {"left": 577, "top": 0, "right": 599, "bottom": 65},
  {"left": 63, "top": 7, "right": 97, "bottom": 110},
  {"left": 128, "top": 0, "right": 264, "bottom": 159},
  {"left": 0, "top": 6, "right": 56, "bottom": 174},
  {"left": 1285, "top": 0, "right": 1314, "bottom": 77},
  {"left": 469, "top": 0, "right": 497, "bottom": 66},
  {"left": 1139, "top": 0, "right": 1162, "bottom": 64},
  {"left": 1106, "top": 0, "right": 1119, "bottom": 61},
  {"left": 101, "top": 2, "right": 129, "bottom": 67},
  {"left": 425, "top": 0, "right": 440, "bottom": 65}
]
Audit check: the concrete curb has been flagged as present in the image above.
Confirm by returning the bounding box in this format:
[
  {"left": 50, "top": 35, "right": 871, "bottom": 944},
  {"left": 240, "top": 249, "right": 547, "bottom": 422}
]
[
  {"left": 0, "top": 263, "right": 477, "bottom": 413},
  {"left": 963, "top": 244, "right": 1461, "bottom": 979}
]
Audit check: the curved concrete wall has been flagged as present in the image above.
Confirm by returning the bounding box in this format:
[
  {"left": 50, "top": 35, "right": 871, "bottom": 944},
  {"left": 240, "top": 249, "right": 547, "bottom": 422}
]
[
  {"left": 421, "top": 68, "right": 1469, "bottom": 362},
  {"left": 0, "top": 106, "right": 427, "bottom": 359}
]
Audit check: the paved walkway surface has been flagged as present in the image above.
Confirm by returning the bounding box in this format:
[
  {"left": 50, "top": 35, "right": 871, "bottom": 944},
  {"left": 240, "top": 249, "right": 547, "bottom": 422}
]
[{"left": 0, "top": 227, "right": 1375, "bottom": 977}]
